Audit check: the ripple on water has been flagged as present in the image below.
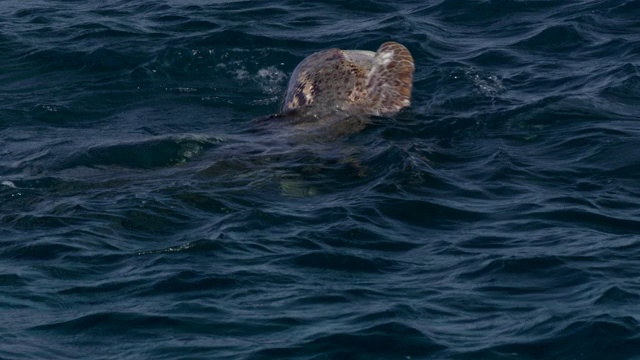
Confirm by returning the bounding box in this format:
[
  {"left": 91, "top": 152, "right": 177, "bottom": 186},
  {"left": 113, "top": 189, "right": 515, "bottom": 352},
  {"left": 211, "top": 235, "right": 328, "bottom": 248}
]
[{"left": 2, "top": 0, "right": 640, "bottom": 359}]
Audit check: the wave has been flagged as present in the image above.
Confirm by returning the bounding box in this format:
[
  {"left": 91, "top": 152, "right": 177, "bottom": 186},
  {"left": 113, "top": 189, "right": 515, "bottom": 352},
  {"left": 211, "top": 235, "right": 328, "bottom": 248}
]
[{"left": 2, "top": 0, "right": 640, "bottom": 359}]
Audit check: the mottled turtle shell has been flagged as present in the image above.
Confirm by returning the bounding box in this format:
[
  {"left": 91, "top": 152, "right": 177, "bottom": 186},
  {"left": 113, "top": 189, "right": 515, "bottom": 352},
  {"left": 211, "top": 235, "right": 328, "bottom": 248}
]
[{"left": 281, "top": 42, "right": 414, "bottom": 117}]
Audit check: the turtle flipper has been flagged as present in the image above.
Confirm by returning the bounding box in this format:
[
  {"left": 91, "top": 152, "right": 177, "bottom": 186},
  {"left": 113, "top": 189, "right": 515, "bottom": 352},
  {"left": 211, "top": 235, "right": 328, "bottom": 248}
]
[{"left": 365, "top": 42, "right": 415, "bottom": 116}]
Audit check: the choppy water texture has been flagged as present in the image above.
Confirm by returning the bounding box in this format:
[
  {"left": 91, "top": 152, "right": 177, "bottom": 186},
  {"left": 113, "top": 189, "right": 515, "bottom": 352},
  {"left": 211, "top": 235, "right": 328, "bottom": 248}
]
[{"left": 2, "top": 0, "right": 640, "bottom": 359}]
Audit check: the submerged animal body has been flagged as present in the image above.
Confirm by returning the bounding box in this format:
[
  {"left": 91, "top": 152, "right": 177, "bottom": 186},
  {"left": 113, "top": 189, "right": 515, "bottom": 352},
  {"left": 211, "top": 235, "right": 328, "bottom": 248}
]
[
  {"left": 280, "top": 41, "right": 415, "bottom": 118},
  {"left": 202, "top": 44, "right": 414, "bottom": 194}
]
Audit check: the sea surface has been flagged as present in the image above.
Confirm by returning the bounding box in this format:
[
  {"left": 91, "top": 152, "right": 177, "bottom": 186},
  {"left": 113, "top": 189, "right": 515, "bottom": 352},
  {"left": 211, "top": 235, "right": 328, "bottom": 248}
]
[{"left": 1, "top": 0, "right": 640, "bottom": 359}]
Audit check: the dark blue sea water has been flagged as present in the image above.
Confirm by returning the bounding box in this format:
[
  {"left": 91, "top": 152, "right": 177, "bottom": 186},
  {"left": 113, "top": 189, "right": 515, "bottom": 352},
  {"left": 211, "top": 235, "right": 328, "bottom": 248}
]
[{"left": 2, "top": 0, "right": 640, "bottom": 359}]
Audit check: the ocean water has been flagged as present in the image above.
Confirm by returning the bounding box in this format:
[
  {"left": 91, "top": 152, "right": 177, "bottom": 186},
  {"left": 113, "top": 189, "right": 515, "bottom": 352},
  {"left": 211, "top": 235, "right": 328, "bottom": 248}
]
[{"left": 1, "top": 0, "right": 640, "bottom": 359}]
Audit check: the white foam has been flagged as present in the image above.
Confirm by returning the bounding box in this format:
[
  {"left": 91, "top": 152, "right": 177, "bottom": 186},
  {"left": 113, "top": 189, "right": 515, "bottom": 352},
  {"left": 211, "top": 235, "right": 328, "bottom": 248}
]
[
  {"left": 255, "top": 66, "right": 287, "bottom": 95},
  {"left": 465, "top": 68, "right": 504, "bottom": 96}
]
